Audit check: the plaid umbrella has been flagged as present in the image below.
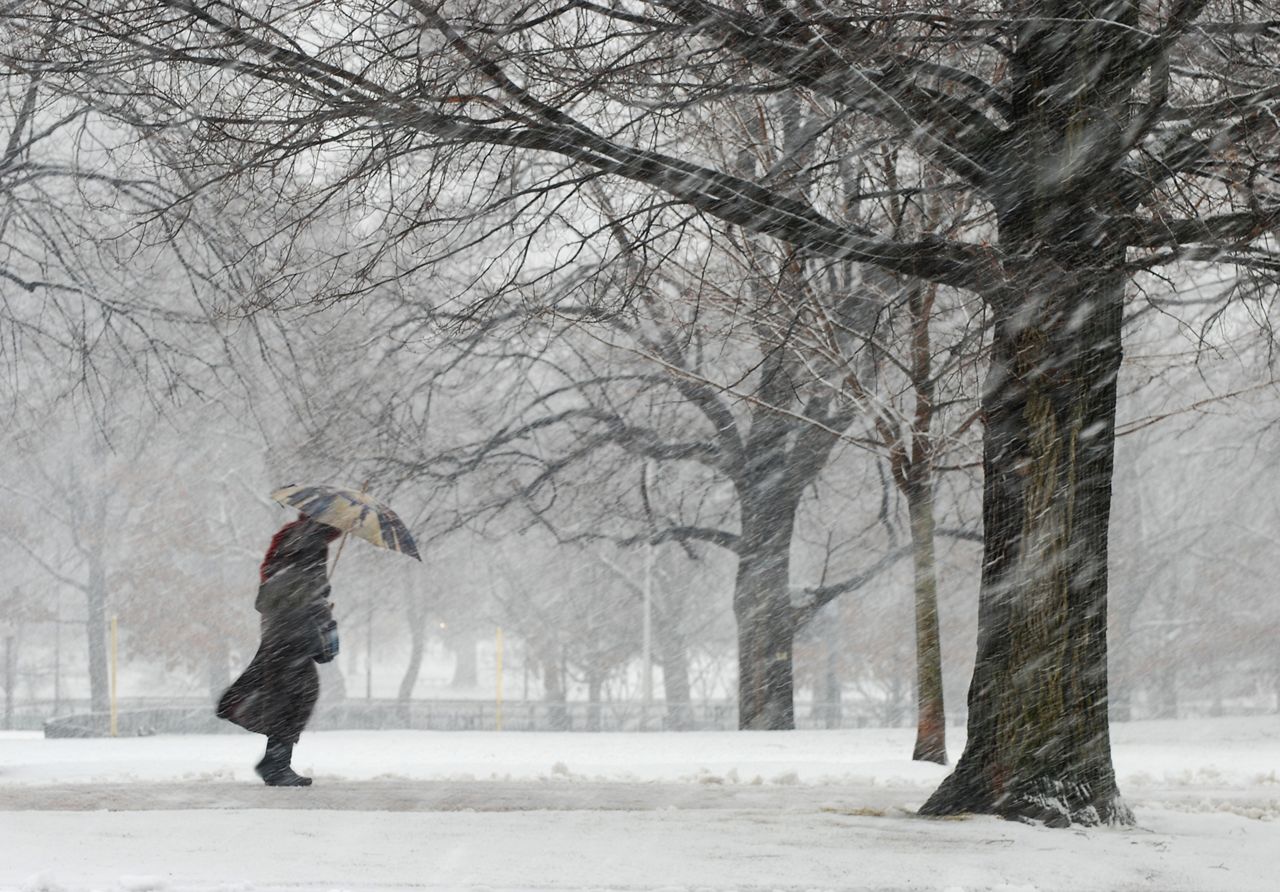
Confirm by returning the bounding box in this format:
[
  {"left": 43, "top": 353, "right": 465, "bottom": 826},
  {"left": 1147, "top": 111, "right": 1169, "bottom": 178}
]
[{"left": 270, "top": 484, "right": 421, "bottom": 561}]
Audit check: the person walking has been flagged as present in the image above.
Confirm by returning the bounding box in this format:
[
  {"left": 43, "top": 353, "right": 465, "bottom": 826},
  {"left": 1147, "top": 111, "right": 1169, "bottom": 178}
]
[{"left": 217, "top": 515, "right": 341, "bottom": 786}]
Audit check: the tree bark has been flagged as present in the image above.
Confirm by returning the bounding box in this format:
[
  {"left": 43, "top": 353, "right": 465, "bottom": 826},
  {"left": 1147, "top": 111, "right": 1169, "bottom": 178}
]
[
  {"left": 907, "top": 475, "right": 947, "bottom": 764},
  {"left": 733, "top": 505, "right": 797, "bottom": 730},
  {"left": 398, "top": 606, "right": 427, "bottom": 704},
  {"left": 541, "top": 648, "right": 568, "bottom": 730},
  {"left": 659, "top": 626, "right": 693, "bottom": 730},
  {"left": 920, "top": 257, "right": 1131, "bottom": 826},
  {"left": 586, "top": 675, "right": 603, "bottom": 732}
]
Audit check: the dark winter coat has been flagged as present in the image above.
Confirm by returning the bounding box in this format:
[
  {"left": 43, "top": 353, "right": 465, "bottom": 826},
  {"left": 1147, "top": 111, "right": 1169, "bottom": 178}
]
[{"left": 217, "top": 518, "right": 341, "bottom": 743}]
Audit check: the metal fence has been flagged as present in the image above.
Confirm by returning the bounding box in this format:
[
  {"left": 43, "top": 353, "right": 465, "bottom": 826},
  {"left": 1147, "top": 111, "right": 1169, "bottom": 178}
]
[
  {"left": 35, "top": 697, "right": 898, "bottom": 737},
  {"left": 31, "top": 693, "right": 1275, "bottom": 738}
]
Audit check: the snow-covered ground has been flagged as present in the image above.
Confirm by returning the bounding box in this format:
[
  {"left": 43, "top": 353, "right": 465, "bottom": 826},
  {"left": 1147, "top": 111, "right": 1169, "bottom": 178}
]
[{"left": 2, "top": 717, "right": 1277, "bottom": 891}]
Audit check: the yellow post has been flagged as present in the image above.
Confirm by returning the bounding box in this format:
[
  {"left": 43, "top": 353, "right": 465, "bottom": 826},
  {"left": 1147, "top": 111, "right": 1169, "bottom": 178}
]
[
  {"left": 495, "top": 627, "right": 504, "bottom": 731},
  {"left": 109, "top": 616, "right": 118, "bottom": 738}
]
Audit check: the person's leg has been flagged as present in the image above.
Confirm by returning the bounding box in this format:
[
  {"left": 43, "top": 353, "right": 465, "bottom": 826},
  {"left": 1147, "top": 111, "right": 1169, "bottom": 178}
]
[
  {"left": 251, "top": 629, "right": 320, "bottom": 786},
  {"left": 255, "top": 735, "right": 312, "bottom": 786}
]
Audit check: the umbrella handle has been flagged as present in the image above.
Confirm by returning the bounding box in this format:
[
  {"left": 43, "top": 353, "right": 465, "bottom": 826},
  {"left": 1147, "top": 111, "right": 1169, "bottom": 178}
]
[
  {"left": 328, "top": 531, "right": 350, "bottom": 580},
  {"left": 327, "top": 479, "right": 368, "bottom": 580}
]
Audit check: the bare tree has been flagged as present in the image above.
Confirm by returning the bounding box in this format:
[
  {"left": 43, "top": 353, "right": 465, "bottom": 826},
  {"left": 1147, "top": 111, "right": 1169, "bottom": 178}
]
[
  {"left": 1, "top": 404, "right": 161, "bottom": 713},
  {"left": 40, "top": 0, "right": 1280, "bottom": 825},
  {"left": 114, "top": 433, "right": 279, "bottom": 701},
  {"left": 391, "top": 269, "right": 912, "bottom": 731},
  {"left": 772, "top": 150, "right": 986, "bottom": 760},
  {"left": 0, "top": 40, "right": 243, "bottom": 411}
]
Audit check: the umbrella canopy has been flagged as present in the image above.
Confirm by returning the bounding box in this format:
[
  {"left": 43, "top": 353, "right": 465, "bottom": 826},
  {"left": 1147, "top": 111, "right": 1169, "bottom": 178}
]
[{"left": 270, "top": 484, "right": 421, "bottom": 561}]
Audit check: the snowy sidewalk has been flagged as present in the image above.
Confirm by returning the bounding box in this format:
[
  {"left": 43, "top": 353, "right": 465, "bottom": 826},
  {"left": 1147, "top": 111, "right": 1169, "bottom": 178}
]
[
  {"left": 0, "top": 778, "right": 917, "bottom": 813},
  {"left": 5, "top": 800, "right": 1274, "bottom": 892},
  {"left": 2, "top": 719, "right": 1278, "bottom": 891}
]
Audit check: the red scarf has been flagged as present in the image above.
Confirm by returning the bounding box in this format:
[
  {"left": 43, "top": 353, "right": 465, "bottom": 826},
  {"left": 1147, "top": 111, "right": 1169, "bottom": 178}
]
[{"left": 259, "top": 518, "right": 341, "bottom": 582}]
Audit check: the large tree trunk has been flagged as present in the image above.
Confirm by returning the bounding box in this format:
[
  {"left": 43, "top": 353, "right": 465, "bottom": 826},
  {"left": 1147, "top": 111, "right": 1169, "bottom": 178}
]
[
  {"left": 541, "top": 648, "right": 568, "bottom": 731},
  {"left": 733, "top": 505, "right": 797, "bottom": 730},
  {"left": 907, "top": 474, "right": 947, "bottom": 764},
  {"left": 398, "top": 633, "right": 425, "bottom": 702},
  {"left": 398, "top": 593, "right": 430, "bottom": 704},
  {"left": 920, "top": 257, "right": 1131, "bottom": 826},
  {"left": 586, "top": 674, "right": 603, "bottom": 732},
  {"left": 659, "top": 626, "right": 693, "bottom": 731}
]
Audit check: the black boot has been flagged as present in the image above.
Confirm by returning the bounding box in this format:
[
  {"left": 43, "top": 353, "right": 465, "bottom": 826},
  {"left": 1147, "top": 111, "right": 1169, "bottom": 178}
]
[{"left": 255, "top": 738, "right": 312, "bottom": 787}]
